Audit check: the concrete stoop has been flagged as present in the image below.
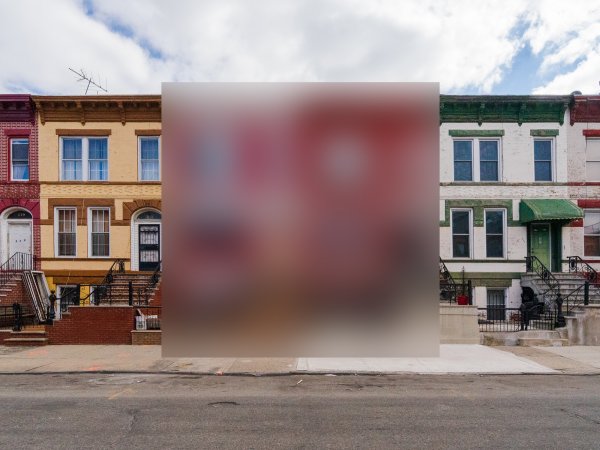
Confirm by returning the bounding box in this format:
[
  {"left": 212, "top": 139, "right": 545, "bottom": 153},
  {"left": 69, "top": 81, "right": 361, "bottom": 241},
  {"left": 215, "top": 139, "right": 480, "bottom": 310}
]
[
  {"left": 2, "top": 326, "right": 48, "bottom": 347},
  {"left": 482, "top": 329, "right": 569, "bottom": 347}
]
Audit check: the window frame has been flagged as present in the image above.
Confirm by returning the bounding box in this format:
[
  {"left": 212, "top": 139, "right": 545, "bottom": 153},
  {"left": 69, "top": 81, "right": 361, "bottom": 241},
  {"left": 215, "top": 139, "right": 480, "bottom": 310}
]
[
  {"left": 87, "top": 207, "right": 111, "bottom": 258},
  {"left": 583, "top": 209, "right": 600, "bottom": 258},
  {"left": 484, "top": 208, "right": 507, "bottom": 259},
  {"left": 10, "top": 137, "right": 30, "bottom": 182},
  {"left": 59, "top": 136, "right": 109, "bottom": 181},
  {"left": 452, "top": 138, "right": 502, "bottom": 182},
  {"left": 54, "top": 207, "right": 77, "bottom": 258},
  {"left": 138, "top": 136, "right": 161, "bottom": 181},
  {"left": 533, "top": 138, "right": 554, "bottom": 182},
  {"left": 585, "top": 138, "right": 600, "bottom": 182},
  {"left": 450, "top": 208, "right": 473, "bottom": 259}
]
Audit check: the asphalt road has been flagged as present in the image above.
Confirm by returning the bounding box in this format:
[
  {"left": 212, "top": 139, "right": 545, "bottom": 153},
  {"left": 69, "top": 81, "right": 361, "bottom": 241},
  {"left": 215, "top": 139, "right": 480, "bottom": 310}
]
[{"left": 0, "top": 374, "right": 599, "bottom": 449}]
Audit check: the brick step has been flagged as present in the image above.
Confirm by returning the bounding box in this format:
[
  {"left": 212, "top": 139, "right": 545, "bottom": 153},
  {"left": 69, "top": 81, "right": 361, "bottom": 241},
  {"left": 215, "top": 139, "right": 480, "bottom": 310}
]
[
  {"left": 4, "top": 337, "right": 48, "bottom": 347},
  {"left": 8, "top": 330, "right": 47, "bottom": 339}
]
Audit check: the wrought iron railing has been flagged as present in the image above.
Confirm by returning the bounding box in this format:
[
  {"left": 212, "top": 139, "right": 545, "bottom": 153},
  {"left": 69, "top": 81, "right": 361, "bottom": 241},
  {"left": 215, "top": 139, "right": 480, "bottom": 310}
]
[
  {"left": 439, "top": 257, "right": 457, "bottom": 302},
  {"left": 135, "top": 261, "right": 162, "bottom": 305},
  {"left": 0, "top": 304, "right": 36, "bottom": 330},
  {"left": 563, "top": 281, "right": 590, "bottom": 315},
  {"left": 525, "top": 255, "right": 561, "bottom": 299},
  {"left": 567, "top": 256, "right": 599, "bottom": 285},
  {"left": 478, "top": 306, "right": 557, "bottom": 332},
  {"left": 0, "top": 252, "right": 35, "bottom": 289}
]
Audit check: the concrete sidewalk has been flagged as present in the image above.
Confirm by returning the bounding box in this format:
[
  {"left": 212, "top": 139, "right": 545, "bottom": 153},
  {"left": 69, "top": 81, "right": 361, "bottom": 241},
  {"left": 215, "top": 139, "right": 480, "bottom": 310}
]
[{"left": 2, "top": 344, "right": 600, "bottom": 375}]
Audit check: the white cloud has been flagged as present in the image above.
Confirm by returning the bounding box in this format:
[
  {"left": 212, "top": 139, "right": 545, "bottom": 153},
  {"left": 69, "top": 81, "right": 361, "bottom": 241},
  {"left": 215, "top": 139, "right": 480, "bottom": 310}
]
[{"left": 0, "top": 0, "right": 597, "bottom": 95}]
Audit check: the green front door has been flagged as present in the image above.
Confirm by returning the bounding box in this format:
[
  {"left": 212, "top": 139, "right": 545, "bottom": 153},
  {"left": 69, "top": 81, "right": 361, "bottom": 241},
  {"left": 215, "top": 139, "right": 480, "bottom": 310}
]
[{"left": 531, "top": 223, "right": 551, "bottom": 268}]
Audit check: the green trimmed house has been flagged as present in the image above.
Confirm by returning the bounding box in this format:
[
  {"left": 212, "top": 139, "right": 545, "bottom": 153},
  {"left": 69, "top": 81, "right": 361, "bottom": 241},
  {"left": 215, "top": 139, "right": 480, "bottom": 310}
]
[{"left": 439, "top": 95, "right": 586, "bottom": 311}]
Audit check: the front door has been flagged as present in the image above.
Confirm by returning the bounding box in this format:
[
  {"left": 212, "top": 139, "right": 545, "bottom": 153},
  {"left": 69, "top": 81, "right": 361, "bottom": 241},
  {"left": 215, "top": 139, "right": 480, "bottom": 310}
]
[
  {"left": 530, "top": 223, "right": 551, "bottom": 268},
  {"left": 487, "top": 289, "right": 506, "bottom": 321},
  {"left": 139, "top": 224, "right": 160, "bottom": 271},
  {"left": 7, "top": 221, "right": 32, "bottom": 258}
]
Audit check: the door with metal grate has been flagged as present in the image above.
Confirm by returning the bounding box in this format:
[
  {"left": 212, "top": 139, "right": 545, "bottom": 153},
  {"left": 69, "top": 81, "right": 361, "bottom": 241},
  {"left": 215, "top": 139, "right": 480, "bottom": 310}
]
[
  {"left": 139, "top": 224, "right": 160, "bottom": 271},
  {"left": 487, "top": 289, "right": 506, "bottom": 321}
]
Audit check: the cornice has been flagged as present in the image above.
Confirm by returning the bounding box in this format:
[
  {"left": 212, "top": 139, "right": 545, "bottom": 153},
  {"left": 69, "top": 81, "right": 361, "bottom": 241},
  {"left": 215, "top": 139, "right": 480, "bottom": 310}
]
[
  {"left": 440, "top": 95, "right": 571, "bottom": 126},
  {"left": 0, "top": 94, "right": 35, "bottom": 123},
  {"left": 570, "top": 96, "right": 600, "bottom": 124},
  {"left": 32, "top": 95, "right": 161, "bottom": 125}
]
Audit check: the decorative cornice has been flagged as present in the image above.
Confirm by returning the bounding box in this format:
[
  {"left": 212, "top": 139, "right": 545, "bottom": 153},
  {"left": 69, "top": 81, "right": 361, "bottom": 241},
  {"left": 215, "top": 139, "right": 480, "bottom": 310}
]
[
  {"left": 32, "top": 95, "right": 161, "bottom": 125},
  {"left": 0, "top": 94, "right": 35, "bottom": 123},
  {"left": 448, "top": 129, "right": 504, "bottom": 137},
  {"left": 583, "top": 130, "right": 600, "bottom": 137},
  {"left": 440, "top": 95, "right": 571, "bottom": 126},
  {"left": 570, "top": 96, "right": 600, "bottom": 124},
  {"left": 530, "top": 129, "right": 559, "bottom": 137}
]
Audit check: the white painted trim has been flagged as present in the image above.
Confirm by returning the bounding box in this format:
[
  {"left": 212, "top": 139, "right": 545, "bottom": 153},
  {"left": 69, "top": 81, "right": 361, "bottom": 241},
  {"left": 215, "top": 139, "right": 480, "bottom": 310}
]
[
  {"left": 54, "top": 207, "right": 77, "bottom": 258},
  {"left": 483, "top": 208, "right": 507, "bottom": 259},
  {"left": 452, "top": 137, "right": 502, "bottom": 182},
  {"left": 87, "top": 207, "right": 111, "bottom": 258},
  {"left": 532, "top": 137, "right": 556, "bottom": 182},
  {"left": 9, "top": 137, "right": 30, "bottom": 182},
  {"left": 137, "top": 135, "right": 161, "bottom": 181},
  {"left": 130, "top": 208, "right": 162, "bottom": 271},
  {"left": 59, "top": 136, "right": 109, "bottom": 181},
  {"left": 0, "top": 207, "right": 33, "bottom": 263},
  {"left": 450, "top": 208, "right": 473, "bottom": 259}
]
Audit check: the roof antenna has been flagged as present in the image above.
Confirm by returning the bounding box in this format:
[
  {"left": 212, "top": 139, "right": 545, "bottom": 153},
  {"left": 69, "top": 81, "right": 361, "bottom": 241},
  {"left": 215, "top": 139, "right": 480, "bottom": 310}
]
[{"left": 68, "top": 68, "right": 108, "bottom": 95}]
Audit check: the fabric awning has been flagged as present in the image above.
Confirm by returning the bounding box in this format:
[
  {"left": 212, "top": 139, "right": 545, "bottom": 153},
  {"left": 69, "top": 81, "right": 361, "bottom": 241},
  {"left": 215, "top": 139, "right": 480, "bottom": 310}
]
[{"left": 519, "top": 199, "right": 583, "bottom": 224}]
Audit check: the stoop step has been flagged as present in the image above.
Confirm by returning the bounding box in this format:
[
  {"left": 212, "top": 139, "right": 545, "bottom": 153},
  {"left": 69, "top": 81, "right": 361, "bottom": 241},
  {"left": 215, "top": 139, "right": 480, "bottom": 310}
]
[{"left": 4, "top": 337, "right": 48, "bottom": 347}]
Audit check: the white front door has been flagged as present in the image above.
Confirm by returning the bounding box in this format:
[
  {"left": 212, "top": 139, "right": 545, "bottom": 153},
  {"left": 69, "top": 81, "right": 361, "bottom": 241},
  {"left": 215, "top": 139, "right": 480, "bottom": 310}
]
[{"left": 8, "top": 221, "right": 32, "bottom": 257}]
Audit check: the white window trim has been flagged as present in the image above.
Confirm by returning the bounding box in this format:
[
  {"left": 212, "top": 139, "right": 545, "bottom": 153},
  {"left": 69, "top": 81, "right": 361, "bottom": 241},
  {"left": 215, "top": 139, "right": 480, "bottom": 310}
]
[
  {"left": 484, "top": 208, "right": 507, "bottom": 260},
  {"left": 87, "top": 207, "right": 111, "bottom": 258},
  {"left": 450, "top": 208, "right": 473, "bottom": 259},
  {"left": 59, "top": 136, "right": 109, "bottom": 181},
  {"left": 583, "top": 208, "right": 600, "bottom": 259},
  {"left": 585, "top": 138, "right": 600, "bottom": 182},
  {"left": 10, "top": 138, "right": 30, "bottom": 182},
  {"left": 533, "top": 137, "right": 555, "bottom": 182},
  {"left": 54, "top": 207, "right": 77, "bottom": 258},
  {"left": 453, "top": 138, "right": 502, "bottom": 182},
  {"left": 138, "top": 136, "right": 161, "bottom": 182}
]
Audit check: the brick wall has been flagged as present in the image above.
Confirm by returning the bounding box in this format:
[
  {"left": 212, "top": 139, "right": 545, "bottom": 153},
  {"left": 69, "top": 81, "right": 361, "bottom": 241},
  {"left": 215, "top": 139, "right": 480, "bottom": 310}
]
[
  {"left": 46, "top": 306, "right": 135, "bottom": 344},
  {"left": 131, "top": 330, "right": 161, "bottom": 345},
  {"left": 0, "top": 274, "right": 33, "bottom": 307}
]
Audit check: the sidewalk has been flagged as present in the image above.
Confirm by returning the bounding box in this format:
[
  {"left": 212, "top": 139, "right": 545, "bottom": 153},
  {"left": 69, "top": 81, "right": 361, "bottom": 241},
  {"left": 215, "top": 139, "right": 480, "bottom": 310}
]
[{"left": 2, "top": 344, "right": 600, "bottom": 375}]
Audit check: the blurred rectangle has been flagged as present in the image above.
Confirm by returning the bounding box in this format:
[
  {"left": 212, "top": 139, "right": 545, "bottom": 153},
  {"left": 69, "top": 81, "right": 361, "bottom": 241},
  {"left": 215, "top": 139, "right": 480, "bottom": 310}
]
[{"left": 163, "top": 82, "right": 439, "bottom": 356}]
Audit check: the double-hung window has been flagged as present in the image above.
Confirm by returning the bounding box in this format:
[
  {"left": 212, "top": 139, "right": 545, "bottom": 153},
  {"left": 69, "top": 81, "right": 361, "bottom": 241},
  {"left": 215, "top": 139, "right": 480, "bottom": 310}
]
[
  {"left": 453, "top": 139, "right": 500, "bottom": 181},
  {"left": 451, "top": 209, "right": 472, "bottom": 258},
  {"left": 88, "top": 208, "right": 110, "bottom": 257},
  {"left": 485, "top": 209, "right": 505, "bottom": 258},
  {"left": 60, "top": 137, "right": 108, "bottom": 181},
  {"left": 534, "top": 139, "right": 553, "bottom": 181},
  {"left": 10, "top": 138, "right": 29, "bottom": 181},
  {"left": 585, "top": 139, "right": 600, "bottom": 181},
  {"left": 139, "top": 136, "right": 160, "bottom": 181},
  {"left": 56, "top": 208, "right": 77, "bottom": 257},
  {"left": 584, "top": 210, "right": 600, "bottom": 257}
]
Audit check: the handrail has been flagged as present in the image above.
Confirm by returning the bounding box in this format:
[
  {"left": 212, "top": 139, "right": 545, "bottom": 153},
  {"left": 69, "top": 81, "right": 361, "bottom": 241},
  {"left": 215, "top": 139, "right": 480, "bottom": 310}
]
[
  {"left": 439, "top": 257, "right": 457, "bottom": 302},
  {"left": 563, "top": 281, "right": 590, "bottom": 315},
  {"left": 567, "top": 256, "right": 598, "bottom": 285},
  {"left": 135, "top": 260, "right": 162, "bottom": 305},
  {"left": 78, "top": 258, "right": 126, "bottom": 305},
  {"left": 524, "top": 255, "right": 561, "bottom": 299},
  {"left": 0, "top": 252, "right": 35, "bottom": 289}
]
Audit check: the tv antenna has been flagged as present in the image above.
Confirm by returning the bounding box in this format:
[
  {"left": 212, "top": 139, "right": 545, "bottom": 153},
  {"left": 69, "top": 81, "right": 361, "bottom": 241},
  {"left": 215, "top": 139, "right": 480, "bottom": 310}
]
[{"left": 68, "top": 68, "right": 108, "bottom": 94}]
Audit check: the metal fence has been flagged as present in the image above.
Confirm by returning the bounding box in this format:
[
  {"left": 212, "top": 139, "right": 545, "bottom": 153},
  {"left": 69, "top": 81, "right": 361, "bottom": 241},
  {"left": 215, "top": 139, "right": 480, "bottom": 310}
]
[
  {"left": 478, "top": 306, "right": 558, "bottom": 332},
  {"left": 0, "top": 304, "right": 36, "bottom": 330}
]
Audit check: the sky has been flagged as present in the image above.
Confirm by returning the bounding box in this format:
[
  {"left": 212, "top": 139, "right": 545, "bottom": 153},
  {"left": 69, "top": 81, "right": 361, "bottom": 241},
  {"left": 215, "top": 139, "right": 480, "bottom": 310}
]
[{"left": 1, "top": 0, "right": 599, "bottom": 95}]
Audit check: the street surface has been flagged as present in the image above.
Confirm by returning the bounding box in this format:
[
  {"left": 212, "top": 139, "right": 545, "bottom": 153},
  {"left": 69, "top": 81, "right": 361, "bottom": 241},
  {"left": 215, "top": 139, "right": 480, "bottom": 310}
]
[{"left": 0, "top": 373, "right": 599, "bottom": 449}]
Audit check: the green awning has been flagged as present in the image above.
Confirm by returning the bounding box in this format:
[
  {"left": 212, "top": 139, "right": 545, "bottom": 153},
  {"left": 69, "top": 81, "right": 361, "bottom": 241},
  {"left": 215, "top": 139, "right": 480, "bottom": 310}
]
[{"left": 519, "top": 199, "right": 583, "bottom": 224}]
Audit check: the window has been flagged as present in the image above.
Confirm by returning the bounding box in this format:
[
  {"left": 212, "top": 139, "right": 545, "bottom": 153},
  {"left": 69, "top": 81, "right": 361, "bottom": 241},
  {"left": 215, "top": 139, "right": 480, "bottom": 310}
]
[
  {"left": 139, "top": 136, "right": 160, "bottom": 181},
  {"left": 60, "top": 137, "right": 108, "bottom": 181},
  {"left": 88, "top": 208, "right": 110, "bottom": 257},
  {"left": 451, "top": 209, "right": 472, "bottom": 258},
  {"left": 56, "top": 208, "right": 76, "bottom": 257},
  {"left": 453, "top": 140, "right": 473, "bottom": 181},
  {"left": 485, "top": 209, "right": 505, "bottom": 258},
  {"left": 584, "top": 210, "right": 600, "bottom": 257},
  {"left": 534, "top": 139, "right": 553, "bottom": 181},
  {"left": 479, "top": 141, "right": 499, "bottom": 181},
  {"left": 585, "top": 139, "right": 600, "bottom": 181},
  {"left": 10, "top": 138, "right": 29, "bottom": 181},
  {"left": 453, "top": 139, "right": 500, "bottom": 181}
]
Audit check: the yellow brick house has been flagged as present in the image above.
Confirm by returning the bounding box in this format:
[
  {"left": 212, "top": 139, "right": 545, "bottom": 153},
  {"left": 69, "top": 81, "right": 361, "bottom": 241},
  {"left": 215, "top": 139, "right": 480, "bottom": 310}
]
[{"left": 33, "top": 96, "right": 162, "bottom": 305}]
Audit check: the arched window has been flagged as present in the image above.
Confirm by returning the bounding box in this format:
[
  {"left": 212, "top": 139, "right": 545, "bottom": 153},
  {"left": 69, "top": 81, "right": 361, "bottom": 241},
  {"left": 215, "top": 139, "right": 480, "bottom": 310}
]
[
  {"left": 7, "top": 210, "right": 32, "bottom": 220},
  {"left": 137, "top": 211, "right": 161, "bottom": 220}
]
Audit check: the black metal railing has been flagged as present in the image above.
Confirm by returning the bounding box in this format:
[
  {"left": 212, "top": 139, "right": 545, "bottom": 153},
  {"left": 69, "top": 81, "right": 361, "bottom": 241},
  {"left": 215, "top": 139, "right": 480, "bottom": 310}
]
[
  {"left": 525, "top": 255, "right": 560, "bottom": 298},
  {"left": 478, "top": 306, "right": 558, "bottom": 332},
  {"left": 135, "top": 261, "right": 162, "bottom": 305},
  {"left": 134, "top": 306, "right": 161, "bottom": 330},
  {"left": 563, "top": 281, "right": 590, "bottom": 315},
  {"left": 0, "top": 252, "right": 35, "bottom": 289},
  {"left": 0, "top": 303, "right": 36, "bottom": 330},
  {"left": 74, "top": 259, "right": 126, "bottom": 307},
  {"left": 440, "top": 257, "right": 457, "bottom": 302},
  {"left": 567, "top": 256, "right": 598, "bottom": 285}
]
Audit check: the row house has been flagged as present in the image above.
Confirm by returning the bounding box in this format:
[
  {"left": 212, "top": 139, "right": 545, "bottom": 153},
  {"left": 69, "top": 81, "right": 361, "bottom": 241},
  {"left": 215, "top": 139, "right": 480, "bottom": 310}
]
[
  {"left": 0, "top": 95, "right": 40, "bottom": 277},
  {"left": 33, "top": 96, "right": 162, "bottom": 307},
  {"left": 440, "top": 95, "right": 583, "bottom": 310}
]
